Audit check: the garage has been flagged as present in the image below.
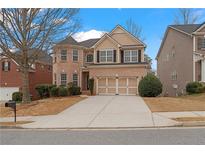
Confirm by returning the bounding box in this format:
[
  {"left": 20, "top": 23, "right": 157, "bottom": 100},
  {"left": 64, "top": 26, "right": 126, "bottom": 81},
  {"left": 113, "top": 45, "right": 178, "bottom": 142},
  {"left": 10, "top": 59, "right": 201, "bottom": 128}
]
[
  {"left": 97, "top": 76, "right": 139, "bottom": 95},
  {"left": 0, "top": 87, "right": 19, "bottom": 101}
]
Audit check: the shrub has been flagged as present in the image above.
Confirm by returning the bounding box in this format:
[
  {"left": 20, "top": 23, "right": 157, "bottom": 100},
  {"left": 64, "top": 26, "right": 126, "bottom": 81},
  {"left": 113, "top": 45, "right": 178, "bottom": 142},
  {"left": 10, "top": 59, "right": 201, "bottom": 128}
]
[
  {"left": 50, "top": 87, "right": 59, "bottom": 97},
  {"left": 88, "top": 78, "right": 94, "bottom": 95},
  {"left": 68, "top": 86, "right": 81, "bottom": 95},
  {"left": 138, "top": 74, "right": 162, "bottom": 97},
  {"left": 58, "top": 87, "right": 68, "bottom": 97},
  {"left": 12, "top": 92, "right": 23, "bottom": 102},
  {"left": 186, "top": 82, "right": 204, "bottom": 94},
  {"left": 35, "top": 84, "right": 56, "bottom": 98}
]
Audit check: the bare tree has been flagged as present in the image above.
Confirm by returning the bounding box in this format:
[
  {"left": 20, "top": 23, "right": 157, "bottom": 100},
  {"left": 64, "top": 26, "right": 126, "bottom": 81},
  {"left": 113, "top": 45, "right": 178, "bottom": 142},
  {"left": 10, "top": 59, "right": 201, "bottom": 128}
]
[
  {"left": 126, "top": 18, "right": 152, "bottom": 67},
  {"left": 174, "top": 8, "right": 200, "bottom": 24},
  {"left": 126, "top": 18, "right": 145, "bottom": 41},
  {"left": 0, "top": 8, "right": 80, "bottom": 103}
]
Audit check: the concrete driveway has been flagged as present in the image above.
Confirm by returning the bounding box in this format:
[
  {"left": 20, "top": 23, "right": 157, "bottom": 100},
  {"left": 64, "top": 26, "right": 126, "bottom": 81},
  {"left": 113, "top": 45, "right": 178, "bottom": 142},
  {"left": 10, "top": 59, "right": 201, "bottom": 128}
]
[{"left": 21, "top": 96, "right": 178, "bottom": 128}]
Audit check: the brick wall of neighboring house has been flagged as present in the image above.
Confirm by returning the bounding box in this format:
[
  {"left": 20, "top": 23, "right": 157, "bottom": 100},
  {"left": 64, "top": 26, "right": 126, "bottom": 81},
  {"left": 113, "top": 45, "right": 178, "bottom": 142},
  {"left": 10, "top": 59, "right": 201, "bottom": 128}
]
[
  {"left": 29, "top": 62, "right": 52, "bottom": 100},
  {"left": 0, "top": 59, "right": 22, "bottom": 87},
  {"left": 0, "top": 58, "right": 52, "bottom": 100}
]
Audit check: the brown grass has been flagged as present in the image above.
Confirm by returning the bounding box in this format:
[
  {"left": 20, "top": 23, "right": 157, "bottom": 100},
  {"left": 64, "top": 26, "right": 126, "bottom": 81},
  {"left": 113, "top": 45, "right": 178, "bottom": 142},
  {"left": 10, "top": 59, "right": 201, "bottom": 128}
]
[
  {"left": 144, "top": 93, "right": 205, "bottom": 112},
  {"left": 173, "top": 117, "right": 205, "bottom": 122},
  {"left": 0, "top": 96, "right": 85, "bottom": 117},
  {"left": 0, "top": 121, "right": 33, "bottom": 126}
]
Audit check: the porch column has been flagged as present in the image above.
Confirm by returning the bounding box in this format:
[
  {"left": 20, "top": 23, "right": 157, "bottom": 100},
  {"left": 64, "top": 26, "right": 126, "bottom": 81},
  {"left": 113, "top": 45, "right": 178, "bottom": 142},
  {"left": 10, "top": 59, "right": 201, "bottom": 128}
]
[
  {"left": 96, "top": 77, "right": 98, "bottom": 94},
  {"left": 202, "top": 59, "right": 205, "bottom": 82},
  {"left": 193, "top": 54, "right": 196, "bottom": 81}
]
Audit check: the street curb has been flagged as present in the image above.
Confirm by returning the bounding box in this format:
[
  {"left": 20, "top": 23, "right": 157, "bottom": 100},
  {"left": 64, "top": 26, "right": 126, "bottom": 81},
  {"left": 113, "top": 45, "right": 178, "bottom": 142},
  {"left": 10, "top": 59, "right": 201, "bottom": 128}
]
[{"left": 182, "top": 121, "right": 205, "bottom": 127}]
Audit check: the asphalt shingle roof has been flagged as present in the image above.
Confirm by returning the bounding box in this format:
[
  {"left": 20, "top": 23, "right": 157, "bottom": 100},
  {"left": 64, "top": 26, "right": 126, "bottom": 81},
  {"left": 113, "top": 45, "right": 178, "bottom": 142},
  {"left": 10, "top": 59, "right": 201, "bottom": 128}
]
[
  {"left": 79, "top": 38, "right": 100, "bottom": 48},
  {"left": 170, "top": 24, "right": 201, "bottom": 34}
]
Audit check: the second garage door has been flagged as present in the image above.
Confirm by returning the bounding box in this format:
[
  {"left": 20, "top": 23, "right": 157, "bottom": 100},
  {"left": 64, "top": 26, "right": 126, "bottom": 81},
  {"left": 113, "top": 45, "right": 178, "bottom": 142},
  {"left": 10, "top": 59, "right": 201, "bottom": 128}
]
[{"left": 97, "top": 77, "right": 138, "bottom": 95}]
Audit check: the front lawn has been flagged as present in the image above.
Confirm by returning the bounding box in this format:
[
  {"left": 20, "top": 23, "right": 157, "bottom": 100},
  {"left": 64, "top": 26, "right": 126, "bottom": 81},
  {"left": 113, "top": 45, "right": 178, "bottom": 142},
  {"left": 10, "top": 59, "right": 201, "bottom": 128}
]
[
  {"left": 144, "top": 93, "right": 205, "bottom": 112},
  {"left": 0, "top": 96, "right": 86, "bottom": 117}
]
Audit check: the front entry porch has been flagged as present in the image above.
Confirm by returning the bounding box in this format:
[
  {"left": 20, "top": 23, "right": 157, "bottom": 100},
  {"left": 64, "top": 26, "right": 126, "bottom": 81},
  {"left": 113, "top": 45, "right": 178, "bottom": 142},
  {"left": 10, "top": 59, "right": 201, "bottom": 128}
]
[
  {"left": 82, "top": 71, "right": 89, "bottom": 91},
  {"left": 194, "top": 54, "right": 205, "bottom": 82}
]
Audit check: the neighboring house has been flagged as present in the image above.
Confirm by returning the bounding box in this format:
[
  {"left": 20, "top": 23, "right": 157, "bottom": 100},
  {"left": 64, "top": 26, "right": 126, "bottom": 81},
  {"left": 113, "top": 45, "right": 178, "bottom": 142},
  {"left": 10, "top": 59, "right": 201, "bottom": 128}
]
[
  {"left": 53, "top": 25, "right": 150, "bottom": 95},
  {"left": 156, "top": 22, "right": 205, "bottom": 96},
  {"left": 0, "top": 52, "right": 52, "bottom": 101}
]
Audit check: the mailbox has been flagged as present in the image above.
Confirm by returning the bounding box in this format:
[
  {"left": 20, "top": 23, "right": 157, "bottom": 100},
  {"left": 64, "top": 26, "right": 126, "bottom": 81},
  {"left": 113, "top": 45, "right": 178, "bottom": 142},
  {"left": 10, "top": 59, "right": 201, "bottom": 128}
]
[{"left": 5, "top": 100, "right": 16, "bottom": 122}]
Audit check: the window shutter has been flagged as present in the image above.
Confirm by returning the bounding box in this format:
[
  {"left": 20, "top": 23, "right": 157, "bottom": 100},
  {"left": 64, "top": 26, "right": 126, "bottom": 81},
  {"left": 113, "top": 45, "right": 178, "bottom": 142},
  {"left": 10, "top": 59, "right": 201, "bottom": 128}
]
[
  {"left": 198, "top": 38, "right": 202, "bottom": 50},
  {"left": 2, "top": 61, "right": 4, "bottom": 71},
  {"left": 8, "top": 61, "right": 11, "bottom": 71},
  {"left": 138, "top": 50, "right": 141, "bottom": 63},
  {"left": 97, "top": 50, "right": 100, "bottom": 63},
  {"left": 120, "top": 50, "right": 124, "bottom": 63},
  {"left": 113, "top": 50, "right": 116, "bottom": 62}
]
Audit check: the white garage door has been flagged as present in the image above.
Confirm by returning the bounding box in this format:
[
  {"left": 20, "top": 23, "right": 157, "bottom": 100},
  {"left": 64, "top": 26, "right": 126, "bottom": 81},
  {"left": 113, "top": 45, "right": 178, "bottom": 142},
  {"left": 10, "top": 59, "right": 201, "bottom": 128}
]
[
  {"left": 97, "top": 77, "right": 138, "bottom": 95},
  {"left": 0, "top": 87, "right": 19, "bottom": 101}
]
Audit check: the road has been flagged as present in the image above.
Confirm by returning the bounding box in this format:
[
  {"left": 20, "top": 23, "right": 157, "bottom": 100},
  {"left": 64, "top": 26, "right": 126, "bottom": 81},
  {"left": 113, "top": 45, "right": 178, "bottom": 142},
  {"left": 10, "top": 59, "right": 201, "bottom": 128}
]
[{"left": 0, "top": 127, "right": 205, "bottom": 145}]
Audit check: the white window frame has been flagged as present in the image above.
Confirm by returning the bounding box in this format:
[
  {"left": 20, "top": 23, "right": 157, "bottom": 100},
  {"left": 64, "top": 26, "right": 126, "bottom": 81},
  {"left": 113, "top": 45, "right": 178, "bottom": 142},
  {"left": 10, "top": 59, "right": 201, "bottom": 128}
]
[
  {"left": 201, "top": 38, "right": 205, "bottom": 49},
  {"left": 124, "top": 50, "right": 138, "bottom": 63},
  {"left": 73, "top": 49, "right": 78, "bottom": 62},
  {"left": 3, "top": 61, "right": 10, "bottom": 71},
  {"left": 61, "top": 73, "right": 67, "bottom": 86},
  {"left": 72, "top": 73, "right": 78, "bottom": 87},
  {"left": 99, "top": 49, "right": 114, "bottom": 63},
  {"left": 61, "top": 50, "right": 67, "bottom": 61}
]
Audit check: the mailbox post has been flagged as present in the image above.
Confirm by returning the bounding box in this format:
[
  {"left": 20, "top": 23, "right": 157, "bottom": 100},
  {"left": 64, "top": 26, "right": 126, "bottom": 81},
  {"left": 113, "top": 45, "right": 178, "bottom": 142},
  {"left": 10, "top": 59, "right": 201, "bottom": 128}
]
[{"left": 5, "top": 100, "right": 16, "bottom": 123}]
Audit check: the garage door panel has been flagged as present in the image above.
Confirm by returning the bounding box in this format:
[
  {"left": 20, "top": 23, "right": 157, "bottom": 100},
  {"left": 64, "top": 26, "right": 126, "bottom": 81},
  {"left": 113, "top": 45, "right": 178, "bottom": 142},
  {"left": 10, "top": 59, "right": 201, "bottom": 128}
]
[
  {"left": 98, "top": 78, "right": 106, "bottom": 86},
  {"left": 108, "top": 88, "right": 116, "bottom": 94},
  {"left": 108, "top": 78, "right": 115, "bottom": 87},
  {"left": 118, "top": 88, "right": 127, "bottom": 95},
  {"left": 98, "top": 88, "right": 106, "bottom": 94},
  {"left": 128, "top": 78, "right": 137, "bottom": 87},
  {"left": 128, "top": 88, "right": 137, "bottom": 95},
  {"left": 119, "top": 78, "right": 127, "bottom": 86}
]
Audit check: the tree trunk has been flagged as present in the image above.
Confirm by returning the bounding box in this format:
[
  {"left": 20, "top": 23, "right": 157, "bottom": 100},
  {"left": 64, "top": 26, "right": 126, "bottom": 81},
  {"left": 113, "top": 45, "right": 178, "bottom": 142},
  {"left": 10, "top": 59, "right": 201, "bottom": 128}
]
[{"left": 21, "top": 67, "right": 31, "bottom": 103}]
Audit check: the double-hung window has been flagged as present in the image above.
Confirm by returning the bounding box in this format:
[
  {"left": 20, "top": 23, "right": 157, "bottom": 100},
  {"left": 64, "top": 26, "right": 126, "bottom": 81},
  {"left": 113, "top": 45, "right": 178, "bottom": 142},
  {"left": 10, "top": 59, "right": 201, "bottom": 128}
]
[
  {"left": 73, "top": 73, "right": 78, "bottom": 87},
  {"left": 2, "top": 61, "right": 10, "bottom": 71},
  {"left": 99, "top": 50, "right": 113, "bottom": 63},
  {"left": 124, "top": 50, "right": 138, "bottom": 63},
  {"left": 61, "top": 73, "right": 67, "bottom": 86},
  {"left": 73, "top": 49, "right": 78, "bottom": 62},
  {"left": 198, "top": 38, "right": 205, "bottom": 50},
  {"left": 171, "top": 71, "right": 177, "bottom": 81},
  {"left": 86, "top": 54, "right": 93, "bottom": 63},
  {"left": 61, "top": 50, "right": 67, "bottom": 61}
]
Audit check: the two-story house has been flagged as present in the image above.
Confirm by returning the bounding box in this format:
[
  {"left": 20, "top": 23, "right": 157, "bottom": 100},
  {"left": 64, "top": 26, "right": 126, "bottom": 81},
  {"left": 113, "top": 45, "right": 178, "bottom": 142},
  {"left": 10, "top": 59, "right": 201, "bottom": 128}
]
[
  {"left": 0, "top": 51, "right": 52, "bottom": 101},
  {"left": 156, "top": 22, "right": 205, "bottom": 96},
  {"left": 53, "top": 25, "right": 150, "bottom": 95}
]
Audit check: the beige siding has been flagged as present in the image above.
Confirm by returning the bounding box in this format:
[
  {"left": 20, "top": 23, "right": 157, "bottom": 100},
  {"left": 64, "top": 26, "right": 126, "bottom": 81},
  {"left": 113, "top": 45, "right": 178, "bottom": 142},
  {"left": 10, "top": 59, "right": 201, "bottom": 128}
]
[{"left": 157, "top": 28, "right": 193, "bottom": 96}]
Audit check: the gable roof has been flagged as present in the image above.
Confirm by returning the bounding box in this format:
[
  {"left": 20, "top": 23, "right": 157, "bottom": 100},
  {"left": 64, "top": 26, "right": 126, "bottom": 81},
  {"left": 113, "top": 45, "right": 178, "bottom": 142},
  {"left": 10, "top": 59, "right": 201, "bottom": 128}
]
[
  {"left": 109, "top": 25, "right": 146, "bottom": 47},
  {"left": 57, "top": 36, "right": 79, "bottom": 46},
  {"left": 92, "top": 33, "right": 121, "bottom": 48},
  {"left": 170, "top": 24, "right": 201, "bottom": 35},
  {"left": 79, "top": 38, "right": 100, "bottom": 48},
  {"left": 156, "top": 23, "right": 205, "bottom": 60}
]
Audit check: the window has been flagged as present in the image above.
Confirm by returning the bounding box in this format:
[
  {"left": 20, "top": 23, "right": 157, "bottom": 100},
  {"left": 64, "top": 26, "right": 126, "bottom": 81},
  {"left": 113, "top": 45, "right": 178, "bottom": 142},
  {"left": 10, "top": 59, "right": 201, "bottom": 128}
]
[
  {"left": 86, "top": 54, "right": 93, "bottom": 63},
  {"left": 54, "top": 56, "right": 57, "bottom": 63},
  {"left": 61, "top": 73, "right": 67, "bottom": 86},
  {"left": 124, "top": 50, "right": 138, "bottom": 63},
  {"left": 73, "top": 73, "right": 78, "bottom": 87},
  {"left": 61, "top": 50, "right": 67, "bottom": 61},
  {"left": 171, "top": 71, "right": 177, "bottom": 81},
  {"left": 99, "top": 50, "right": 113, "bottom": 62},
  {"left": 73, "top": 49, "right": 78, "bottom": 62},
  {"left": 198, "top": 38, "right": 205, "bottom": 49},
  {"left": 48, "top": 65, "right": 52, "bottom": 71},
  {"left": 2, "top": 61, "right": 10, "bottom": 71}
]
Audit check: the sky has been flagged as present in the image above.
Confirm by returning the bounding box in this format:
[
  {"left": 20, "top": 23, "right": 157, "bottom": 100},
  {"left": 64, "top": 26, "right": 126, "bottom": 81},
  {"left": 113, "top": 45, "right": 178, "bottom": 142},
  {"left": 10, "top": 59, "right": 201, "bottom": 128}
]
[{"left": 73, "top": 8, "right": 205, "bottom": 70}]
